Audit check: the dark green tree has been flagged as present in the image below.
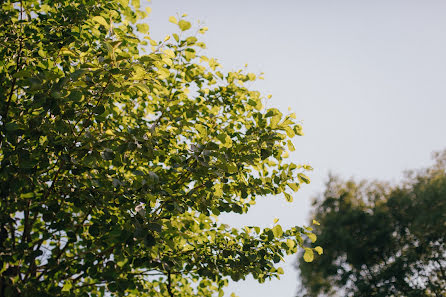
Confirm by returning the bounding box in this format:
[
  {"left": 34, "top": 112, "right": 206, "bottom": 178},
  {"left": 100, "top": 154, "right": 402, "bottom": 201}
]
[
  {"left": 0, "top": 0, "right": 316, "bottom": 296},
  {"left": 297, "top": 151, "right": 446, "bottom": 297}
]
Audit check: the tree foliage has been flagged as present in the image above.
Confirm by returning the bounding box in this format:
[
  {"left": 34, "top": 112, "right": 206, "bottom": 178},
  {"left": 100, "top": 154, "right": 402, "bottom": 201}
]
[
  {"left": 297, "top": 151, "right": 446, "bottom": 297},
  {"left": 0, "top": 0, "right": 315, "bottom": 296}
]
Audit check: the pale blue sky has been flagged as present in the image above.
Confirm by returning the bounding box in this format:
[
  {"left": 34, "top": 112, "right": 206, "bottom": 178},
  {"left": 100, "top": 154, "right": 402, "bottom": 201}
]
[{"left": 145, "top": 1, "right": 446, "bottom": 296}]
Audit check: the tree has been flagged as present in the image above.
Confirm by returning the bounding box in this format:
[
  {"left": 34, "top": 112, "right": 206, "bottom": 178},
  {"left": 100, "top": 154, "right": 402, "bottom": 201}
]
[
  {"left": 297, "top": 151, "right": 446, "bottom": 297},
  {"left": 0, "top": 0, "right": 316, "bottom": 296}
]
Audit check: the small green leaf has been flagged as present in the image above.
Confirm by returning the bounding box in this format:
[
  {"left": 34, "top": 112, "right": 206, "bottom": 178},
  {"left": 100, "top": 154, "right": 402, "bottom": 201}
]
[
  {"left": 288, "top": 182, "right": 300, "bottom": 192},
  {"left": 136, "top": 23, "right": 149, "bottom": 34},
  {"left": 199, "top": 26, "right": 208, "bottom": 34},
  {"left": 93, "top": 105, "right": 105, "bottom": 115},
  {"left": 314, "top": 246, "right": 323, "bottom": 255},
  {"left": 303, "top": 165, "right": 313, "bottom": 170},
  {"left": 272, "top": 224, "right": 283, "bottom": 238},
  {"left": 164, "top": 49, "right": 175, "bottom": 58},
  {"left": 169, "top": 16, "right": 177, "bottom": 24},
  {"left": 92, "top": 16, "right": 108, "bottom": 28},
  {"left": 298, "top": 173, "right": 310, "bottom": 184},
  {"left": 132, "top": 0, "right": 140, "bottom": 9},
  {"left": 5, "top": 122, "right": 19, "bottom": 131},
  {"left": 62, "top": 281, "right": 72, "bottom": 292},
  {"left": 178, "top": 20, "right": 191, "bottom": 31},
  {"left": 307, "top": 233, "right": 317, "bottom": 243},
  {"left": 20, "top": 192, "right": 34, "bottom": 199},
  {"left": 227, "top": 163, "right": 238, "bottom": 173},
  {"left": 304, "top": 248, "right": 314, "bottom": 262}
]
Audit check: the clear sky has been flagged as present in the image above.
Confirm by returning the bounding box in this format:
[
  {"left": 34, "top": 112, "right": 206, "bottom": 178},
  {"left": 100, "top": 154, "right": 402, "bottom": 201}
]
[{"left": 145, "top": 1, "right": 446, "bottom": 296}]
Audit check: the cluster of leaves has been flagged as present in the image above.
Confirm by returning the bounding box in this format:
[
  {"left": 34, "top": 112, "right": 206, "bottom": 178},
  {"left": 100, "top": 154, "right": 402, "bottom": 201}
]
[
  {"left": 0, "top": 0, "right": 316, "bottom": 296},
  {"left": 297, "top": 151, "right": 446, "bottom": 297}
]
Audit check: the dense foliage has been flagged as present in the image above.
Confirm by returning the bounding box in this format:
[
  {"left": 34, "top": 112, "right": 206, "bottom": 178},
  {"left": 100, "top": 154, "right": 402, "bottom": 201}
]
[
  {"left": 0, "top": 0, "right": 316, "bottom": 296},
  {"left": 297, "top": 151, "right": 446, "bottom": 297}
]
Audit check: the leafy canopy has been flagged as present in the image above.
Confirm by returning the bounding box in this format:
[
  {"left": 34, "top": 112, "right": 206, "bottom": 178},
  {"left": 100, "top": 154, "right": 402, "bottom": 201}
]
[
  {"left": 297, "top": 151, "right": 446, "bottom": 297},
  {"left": 0, "top": 0, "right": 316, "bottom": 296}
]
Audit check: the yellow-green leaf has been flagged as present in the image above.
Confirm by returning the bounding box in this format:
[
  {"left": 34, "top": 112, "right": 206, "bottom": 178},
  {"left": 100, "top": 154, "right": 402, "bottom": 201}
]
[
  {"left": 288, "top": 182, "right": 300, "bottom": 192},
  {"left": 199, "top": 26, "right": 208, "bottom": 34},
  {"left": 132, "top": 0, "right": 140, "bottom": 9},
  {"left": 60, "top": 48, "right": 76, "bottom": 57},
  {"left": 136, "top": 23, "right": 149, "bottom": 33},
  {"left": 61, "top": 281, "right": 72, "bottom": 292},
  {"left": 314, "top": 246, "right": 323, "bottom": 255},
  {"left": 272, "top": 224, "right": 283, "bottom": 238},
  {"left": 169, "top": 16, "right": 178, "bottom": 24},
  {"left": 164, "top": 49, "right": 175, "bottom": 58},
  {"left": 227, "top": 163, "right": 238, "bottom": 173},
  {"left": 303, "top": 248, "right": 314, "bottom": 262},
  {"left": 178, "top": 20, "right": 191, "bottom": 31},
  {"left": 284, "top": 192, "right": 293, "bottom": 202},
  {"left": 298, "top": 173, "right": 310, "bottom": 184},
  {"left": 303, "top": 165, "right": 313, "bottom": 170},
  {"left": 307, "top": 233, "right": 317, "bottom": 243},
  {"left": 312, "top": 219, "right": 320, "bottom": 225},
  {"left": 92, "top": 16, "right": 108, "bottom": 28}
]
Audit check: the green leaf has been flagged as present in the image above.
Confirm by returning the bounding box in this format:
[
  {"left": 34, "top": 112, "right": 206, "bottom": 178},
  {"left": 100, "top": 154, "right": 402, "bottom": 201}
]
[
  {"left": 288, "top": 182, "right": 300, "bottom": 192},
  {"left": 303, "top": 248, "right": 314, "bottom": 262},
  {"left": 93, "top": 105, "right": 105, "bottom": 115},
  {"left": 5, "top": 122, "right": 19, "bottom": 131},
  {"left": 314, "top": 246, "right": 323, "bottom": 255},
  {"left": 92, "top": 16, "right": 108, "bottom": 28},
  {"left": 62, "top": 281, "right": 72, "bottom": 292},
  {"left": 227, "top": 163, "right": 238, "bottom": 173},
  {"left": 136, "top": 23, "right": 149, "bottom": 34},
  {"left": 168, "top": 16, "right": 178, "bottom": 24},
  {"left": 178, "top": 20, "right": 192, "bottom": 31},
  {"left": 298, "top": 173, "right": 310, "bottom": 184},
  {"left": 271, "top": 114, "right": 282, "bottom": 128},
  {"left": 164, "top": 49, "right": 175, "bottom": 58},
  {"left": 307, "top": 233, "right": 317, "bottom": 243},
  {"left": 20, "top": 192, "right": 34, "bottom": 199},
  {"left": 13, "top": 69, "right": 32, "bottom": 78},
  {"left": 132, "top": 0, "right": 140, "bottom": 9},
  {"left": 272, "top": 224, "right": 283, "bottom": 238}
]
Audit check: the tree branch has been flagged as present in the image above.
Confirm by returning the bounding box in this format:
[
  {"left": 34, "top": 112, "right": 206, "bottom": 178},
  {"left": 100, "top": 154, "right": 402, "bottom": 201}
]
[{"left": 167, "top": 270, "right": 174, "bottom": 297}]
